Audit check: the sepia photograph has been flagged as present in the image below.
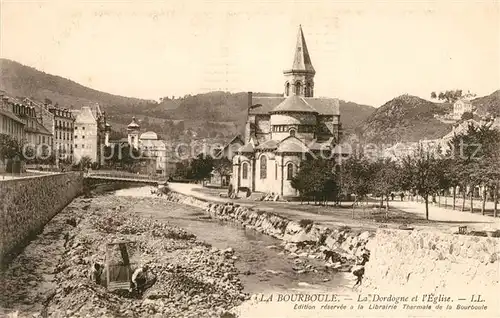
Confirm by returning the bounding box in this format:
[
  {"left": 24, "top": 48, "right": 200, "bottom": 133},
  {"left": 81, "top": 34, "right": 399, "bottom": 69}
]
[{"left": 0, "top": 0, "right": 499, "bottom": 317}]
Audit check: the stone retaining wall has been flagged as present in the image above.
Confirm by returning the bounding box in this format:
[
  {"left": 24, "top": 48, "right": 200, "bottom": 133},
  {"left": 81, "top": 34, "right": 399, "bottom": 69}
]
[
  {"left": 0, "top": 172, "right": 83, "bottom": 264},
  {"left": 164, "top": 191, "right": 372, "bottom": 275},
  {"left": 362, "top": 229, "right": 500, "bottom": 296}
]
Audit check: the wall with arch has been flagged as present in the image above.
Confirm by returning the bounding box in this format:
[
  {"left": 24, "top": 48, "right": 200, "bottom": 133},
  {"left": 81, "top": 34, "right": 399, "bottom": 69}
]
[{"left": 254, "top": 152, "right": 278, "bottom": 193}]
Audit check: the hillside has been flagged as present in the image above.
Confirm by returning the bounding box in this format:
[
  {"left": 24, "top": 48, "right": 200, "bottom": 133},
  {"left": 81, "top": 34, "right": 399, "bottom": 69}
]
[
  {"left": 0, "top": 59, "right": 375, "bottom": 141},
  {"left": 0, "top": 59, "right": 155, "bottom": 112},
  {"left": 472, "top": 90, "right": 500, "bottom": 116},
  {"left": 357, "top": 94, "right": 453, "bottom": 144}
]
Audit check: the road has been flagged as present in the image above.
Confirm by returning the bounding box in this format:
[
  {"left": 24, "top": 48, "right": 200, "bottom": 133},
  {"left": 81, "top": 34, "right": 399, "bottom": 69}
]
[{"left": 168, "top": 183, "right": 500, "bottom": 232}]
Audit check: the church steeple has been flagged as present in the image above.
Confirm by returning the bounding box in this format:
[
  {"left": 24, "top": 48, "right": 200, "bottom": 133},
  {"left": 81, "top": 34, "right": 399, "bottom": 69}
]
[{"left": 283, "top": 25, "right": 315, "bottom": 98}]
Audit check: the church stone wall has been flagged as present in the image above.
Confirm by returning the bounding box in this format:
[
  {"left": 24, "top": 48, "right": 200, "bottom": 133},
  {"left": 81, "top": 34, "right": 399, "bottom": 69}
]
[
  {"left": 282, "top": 155, "right": 301, "bottom": 196},
  {"left": 270, "top": 113, "right": 316, "bottom": 126},
  {"left": 254, "top": 153, "right": 278, "bottom": 193},
  {"left": 255, "top": 116, "right": 270, "bottom": 134}
]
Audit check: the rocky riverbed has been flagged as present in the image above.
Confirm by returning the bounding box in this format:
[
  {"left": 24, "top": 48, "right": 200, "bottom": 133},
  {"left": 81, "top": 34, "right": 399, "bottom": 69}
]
[{"left": 0, "top": 193, "right": 247, "bottom": 318}]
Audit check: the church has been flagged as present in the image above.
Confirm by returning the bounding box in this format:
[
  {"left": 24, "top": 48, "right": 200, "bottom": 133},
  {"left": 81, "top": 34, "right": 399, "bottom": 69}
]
[{"left": 232, "top": 25, "right": 345, "bottom": 198}]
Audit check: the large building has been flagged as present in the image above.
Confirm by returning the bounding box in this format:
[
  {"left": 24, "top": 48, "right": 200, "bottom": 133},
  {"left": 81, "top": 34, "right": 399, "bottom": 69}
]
[
  {"left": 72, "top": 104, "right": 109, "bottom": 165},
  {"left": 25, "top": 98, "right": 73, "bottom": 163},
  {"left": 231, "top": 25, "right": 343, "bottom": 197},
  {"left": 0, "top": 94, "right": 25, "bottom": 143},
  {"left": 1, "top": 94, "right": 53, "bottom": 158},
  {"left": 11, "top": 98, "right": 53, "bottom": 158},
  {"left": 49, "top": 107, "right": 75, "bottom": 163}
]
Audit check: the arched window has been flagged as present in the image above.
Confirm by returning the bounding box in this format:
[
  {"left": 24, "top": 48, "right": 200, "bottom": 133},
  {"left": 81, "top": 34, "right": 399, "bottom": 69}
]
[
  {"left": 260, "top": 155, "right": 267, "bottom": 179},
  {"left": 289, "top": 129, "right": 296, "bottom": 137},
  {"left": 242, "top": 162, "right": 248, "bottom": 179},
  {"left": 305, "top": 83, "right": 312, "bottom": 97},
  {"left": 287, "top": 163, "right": 294, "bottom": 180},
  {"left": 285, "top": 82, "right": 290, "bottom": 96},
  {"left": 295, "top": 82, "right": 302, "bottom": 95}
]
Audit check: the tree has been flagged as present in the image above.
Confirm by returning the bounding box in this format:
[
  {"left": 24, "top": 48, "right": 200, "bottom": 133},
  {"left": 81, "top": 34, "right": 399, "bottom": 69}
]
[
  {"left": 401, "top": 147, "right": 442, "bottom": 220},
  {"left": 78, "top": 156, "right": 92, "bottom": 171},
  {"left": 448, "top": 123, "right": 500, "bottom": 213},
  {"left": 340, "top": 155, "right": 373, "bottom": 217},
  {"left": 44, "top": 98, "right": 53, "bottom": 105},
  {"left": 104, "top": 144, "right": 142, "bottom": 171},
  {"left": 433, "top": 89, "right": 476, "bottom": 103},
  {"left": 370, "top": 158, "right": 401, "bottom": 213},
  {"left": 0, "top": 134, "right": 21, "bottom": 161},
  {"left": 213, "top": 157, "right": 232, "bottom": 185},
  {"left": 190, "top": 154, "right": 214, "bottom": 182},
  {"left": 461, "top": 112, "right": 474, "bottom": 121},
  {"left": 291, "top": 157, "right": 338, "bottom": 205}
]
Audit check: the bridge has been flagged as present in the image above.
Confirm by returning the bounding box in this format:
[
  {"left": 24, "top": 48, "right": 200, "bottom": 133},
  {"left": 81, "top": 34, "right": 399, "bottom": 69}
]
[{"left": 84, "top": 171, "right": 167, "bottom": 189}]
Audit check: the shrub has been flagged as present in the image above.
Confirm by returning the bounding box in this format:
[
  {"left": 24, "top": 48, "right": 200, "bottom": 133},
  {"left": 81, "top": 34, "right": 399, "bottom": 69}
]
[{"left": 299, "top": 219, "right": 314, "bottom": 228}]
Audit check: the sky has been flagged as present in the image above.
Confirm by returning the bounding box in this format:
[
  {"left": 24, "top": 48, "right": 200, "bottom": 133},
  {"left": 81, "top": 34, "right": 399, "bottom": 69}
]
[{"left": 1, "top": 0, "right": 499, "bottom": 106}]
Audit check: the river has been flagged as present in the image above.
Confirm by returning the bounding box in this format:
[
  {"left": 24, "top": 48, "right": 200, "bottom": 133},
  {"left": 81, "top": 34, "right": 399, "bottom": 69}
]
[{"left": 113, "top": 186, "right": 354, "bottom": 296}]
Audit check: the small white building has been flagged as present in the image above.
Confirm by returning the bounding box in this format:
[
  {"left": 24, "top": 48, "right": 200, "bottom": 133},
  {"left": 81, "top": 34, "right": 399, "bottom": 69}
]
[
  {"left": 453, "top": 99, "right": 473, "bottom": 120},
  {"left": 126, "top": 118, "right": 168, "bottom": 176}
]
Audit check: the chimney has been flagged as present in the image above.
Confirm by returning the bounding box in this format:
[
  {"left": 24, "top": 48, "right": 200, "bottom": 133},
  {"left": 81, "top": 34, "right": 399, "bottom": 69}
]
[{"left": 247, "top": 91, "right": 253, "bottom": 108}]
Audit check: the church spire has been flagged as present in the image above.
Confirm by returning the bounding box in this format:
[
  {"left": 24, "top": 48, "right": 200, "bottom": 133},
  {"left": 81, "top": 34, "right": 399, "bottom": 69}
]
[
  {"left": 291, "top": 25, "right": 315, "bottom": 73},
  {"left": 283, "top": 25, "right": 316, "bottom": 98}
]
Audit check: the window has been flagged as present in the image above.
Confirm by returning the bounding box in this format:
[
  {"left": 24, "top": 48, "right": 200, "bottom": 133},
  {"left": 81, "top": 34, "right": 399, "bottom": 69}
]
[
  {"left": 82, "top": 135, "right": 85, "bottom": 139},
  {"left": 260, "top": 155, "right": 267, "bottom": 179},
  {"left": 75, "top": 144, "right": 78, "bottom": 148},
  {"left": 287, "top": 163, "right": 294, "bottom": 180},
  {"left": 242, "top": 162, "right": 248, "bottom": 179},
  {"left": 74, "top": 135, "right": 77, "bottom": 139},
  {"left": 295, "top": 82, "right": 302, "bottom": 95},
  {"left": 285, "top": 82, "right": 290, "bottom": 96},
  {"left": 289, "top": 129, "right": 296, "bottom": 137},
  {"left": 82, "top": 127, "right": 85, "bottom": 130},
  {"left": 305, "top": 83, "right": 313, "bottom": 97},
  {"left": 275, "top": 163, "right": 278, "bottom": 180},
  {"left": 82, "top": 144, "right": 85, "bottom": 148}
]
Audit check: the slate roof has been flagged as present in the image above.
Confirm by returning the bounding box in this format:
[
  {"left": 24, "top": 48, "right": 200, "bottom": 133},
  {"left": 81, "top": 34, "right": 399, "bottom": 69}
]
[
  {"left": 285, "top": 25, "right": 315, "bottom": 74},
  {"left": 74, "top": 107, "right": 97, "bottom": 124},
  {"left": 36, "top": 122, "right": 52, "bottom": 135},
  {"left": 255, "top": 139, "right": 279, "bottom": 150},
  {"left": 128, "top": 117, "right": 140, "bottom": 129},
  {"left": 237, "top": 143, "right": 254, "bottom": 153},
  {"left": 271, "top": 95, "right": 317, "bottom": 113},
  {"left": 249, "top": 96, "right": 339, "bottom": 116},
  {"left": 0, "top": 108, "right": 24, "bottom": 124},
  {"left": 276, "top": 137, "right": 310, "bottom": 153}
]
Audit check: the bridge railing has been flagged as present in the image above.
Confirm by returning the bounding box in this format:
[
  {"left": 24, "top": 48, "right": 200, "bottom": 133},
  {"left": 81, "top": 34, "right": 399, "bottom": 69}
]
[{"left": 86, "top": 170, "right": 166, "bottom": 182}]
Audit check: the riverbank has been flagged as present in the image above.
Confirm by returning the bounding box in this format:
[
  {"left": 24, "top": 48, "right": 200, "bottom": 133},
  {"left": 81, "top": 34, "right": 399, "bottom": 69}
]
[
  {"left": 0, "top": 192, "right": 247, "bottom": 318},
  {"left": 162, "top": 190, "right": 372, "bottom": 285}
]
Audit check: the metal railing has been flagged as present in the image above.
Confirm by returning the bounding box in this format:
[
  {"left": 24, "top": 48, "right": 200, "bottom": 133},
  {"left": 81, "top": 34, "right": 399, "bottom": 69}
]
[{"left": 85, "top": 170, "right": 166, "bottom": 182}]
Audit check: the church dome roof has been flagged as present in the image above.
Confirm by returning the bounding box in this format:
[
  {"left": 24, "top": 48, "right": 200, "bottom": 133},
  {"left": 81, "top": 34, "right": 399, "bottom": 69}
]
[
  {"left": 140, "top": 131, "right": 158, "bottom": 140},
  {"left": 127, "top": 117, "right": 140, "bottom": 129},
  {"left": 270, "top": 95, "right": 317, "bottom": 113}
]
